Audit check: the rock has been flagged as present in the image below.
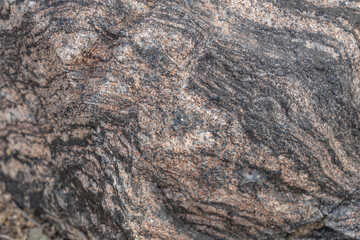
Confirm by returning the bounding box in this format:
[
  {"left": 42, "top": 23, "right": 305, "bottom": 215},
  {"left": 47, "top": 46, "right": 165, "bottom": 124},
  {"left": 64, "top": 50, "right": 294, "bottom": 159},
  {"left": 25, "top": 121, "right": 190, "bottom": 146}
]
[
  {"left": 326, "top": 190, "right": 360, "bottom": 239},
  {"left": 0, "top": 0, "right": 359, "bottom": 239},
  {"left": 0, "top": 182, "right": 50, "bottom": 240},
  {"left": 27, "top": 228, "right": 50, "bottom": 240}
]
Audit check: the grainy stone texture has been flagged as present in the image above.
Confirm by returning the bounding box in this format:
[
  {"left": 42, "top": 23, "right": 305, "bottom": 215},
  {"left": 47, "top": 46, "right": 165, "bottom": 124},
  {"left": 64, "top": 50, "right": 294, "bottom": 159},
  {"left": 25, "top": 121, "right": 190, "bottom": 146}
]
[
  {"left": 0, "top": 0, "right": 359, "bottom": 239},
  {"left": 0, "top": 182, "right": 57, "bottom": 240}
]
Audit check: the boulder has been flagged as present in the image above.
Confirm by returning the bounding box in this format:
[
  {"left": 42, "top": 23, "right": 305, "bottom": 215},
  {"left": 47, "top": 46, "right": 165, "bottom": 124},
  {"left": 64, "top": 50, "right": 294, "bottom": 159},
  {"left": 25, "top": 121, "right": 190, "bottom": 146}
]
[{"left": 0, "top": 0, "right": 359, "bottom": 239}]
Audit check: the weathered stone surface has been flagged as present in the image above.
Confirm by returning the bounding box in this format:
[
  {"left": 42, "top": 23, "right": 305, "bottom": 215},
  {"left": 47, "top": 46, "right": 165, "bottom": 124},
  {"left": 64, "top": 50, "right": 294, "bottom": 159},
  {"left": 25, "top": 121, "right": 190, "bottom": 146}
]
[
  {"left": 325, "top": 189, "right": 360, "bottom": 239},
  {"left": 0, "top": 0, "right": 359, "bottom": 239}
]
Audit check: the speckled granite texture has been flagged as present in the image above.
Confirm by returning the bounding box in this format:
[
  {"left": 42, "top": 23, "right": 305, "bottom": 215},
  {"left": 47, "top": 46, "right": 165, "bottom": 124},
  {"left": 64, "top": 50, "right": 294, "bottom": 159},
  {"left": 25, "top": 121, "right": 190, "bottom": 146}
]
[{"left": 0, "top": 0, "right": 359, "bottom": 239}]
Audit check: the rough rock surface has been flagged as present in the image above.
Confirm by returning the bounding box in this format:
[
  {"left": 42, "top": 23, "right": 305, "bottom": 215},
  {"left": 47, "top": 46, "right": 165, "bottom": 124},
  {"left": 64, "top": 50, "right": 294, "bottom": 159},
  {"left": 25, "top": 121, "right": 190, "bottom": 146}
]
[
  {"left": 0, "top": 181, "right": 58, "bottom": 240},
  {"left": 0, "top": 0, "right": 359, "bottom": 239}
]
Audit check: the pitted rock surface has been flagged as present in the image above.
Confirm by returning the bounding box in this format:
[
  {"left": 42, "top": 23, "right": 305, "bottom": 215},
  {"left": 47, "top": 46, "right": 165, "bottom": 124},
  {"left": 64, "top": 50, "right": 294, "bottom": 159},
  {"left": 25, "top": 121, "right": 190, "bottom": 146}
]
[{"left": 0, "top": 0, "right": 359, "bottom": 239}]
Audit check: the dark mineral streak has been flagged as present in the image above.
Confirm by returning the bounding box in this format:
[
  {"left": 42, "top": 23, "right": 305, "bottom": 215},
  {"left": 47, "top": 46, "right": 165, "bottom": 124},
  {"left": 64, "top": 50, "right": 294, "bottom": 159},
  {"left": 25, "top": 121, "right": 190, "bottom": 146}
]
[{"left": 0, "top": 0, "right": 359, "bottom": 239}]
